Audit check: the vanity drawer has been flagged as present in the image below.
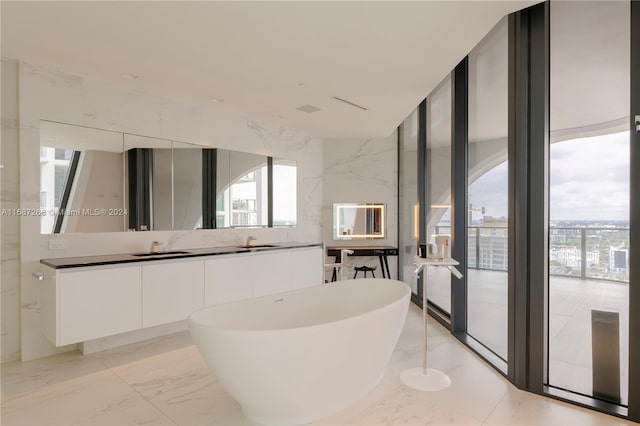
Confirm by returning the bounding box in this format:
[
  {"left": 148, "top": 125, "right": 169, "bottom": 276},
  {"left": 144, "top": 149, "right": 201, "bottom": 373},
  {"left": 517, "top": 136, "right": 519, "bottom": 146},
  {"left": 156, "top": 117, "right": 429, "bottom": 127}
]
[
  {"left": 142, "top": 259, "right": 204, "bottom": 327},
  {"left": 56, "top": 265, "right": 142, "bottom": 346}
]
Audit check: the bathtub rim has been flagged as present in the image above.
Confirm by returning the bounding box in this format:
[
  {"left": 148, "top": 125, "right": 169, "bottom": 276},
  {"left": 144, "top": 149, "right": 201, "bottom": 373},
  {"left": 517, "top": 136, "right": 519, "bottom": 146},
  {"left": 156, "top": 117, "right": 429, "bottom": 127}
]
[{"left": 188, "top": 278, "right": 411, "bottom": 334}]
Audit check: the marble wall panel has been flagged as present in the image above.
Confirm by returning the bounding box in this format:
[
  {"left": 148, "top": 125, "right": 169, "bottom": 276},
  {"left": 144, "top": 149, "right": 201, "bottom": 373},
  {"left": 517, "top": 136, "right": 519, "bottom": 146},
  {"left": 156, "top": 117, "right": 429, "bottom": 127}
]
[
  {"left": 16, "top": 61, "right": 322, "bottom": 361},
  {"left": 322, "top": 132, "right": 399, "bottom": 279}
]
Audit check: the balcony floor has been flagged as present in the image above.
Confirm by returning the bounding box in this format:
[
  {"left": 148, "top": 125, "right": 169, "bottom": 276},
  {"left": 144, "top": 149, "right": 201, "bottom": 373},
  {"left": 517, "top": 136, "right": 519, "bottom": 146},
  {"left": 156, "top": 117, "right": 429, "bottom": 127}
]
[{"left": 426, "top": 268, "right": 630, "bottom": 405}]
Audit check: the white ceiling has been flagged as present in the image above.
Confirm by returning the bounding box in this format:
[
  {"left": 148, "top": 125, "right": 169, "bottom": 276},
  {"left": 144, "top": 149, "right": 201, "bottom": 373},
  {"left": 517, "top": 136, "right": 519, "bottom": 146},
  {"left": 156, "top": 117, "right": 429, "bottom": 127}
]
[{"left": 1, "top": 1, "right": 537, "bottom": 139}]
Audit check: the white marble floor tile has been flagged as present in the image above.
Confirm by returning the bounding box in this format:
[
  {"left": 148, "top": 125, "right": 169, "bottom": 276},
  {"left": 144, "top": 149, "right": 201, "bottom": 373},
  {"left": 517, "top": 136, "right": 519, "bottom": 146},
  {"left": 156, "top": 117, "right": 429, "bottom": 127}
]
[
  {"left": 97, "top": 330, "right": 193, "bottom": 369},
  {"left": 1, "top": 368, "right": 174, "bottom": 425},
  {"left": 2, "top": 300, "right": 635, "bottom": 426},
  {"left": 483, "top": 387, "right": 630, "bottom": 426},
  {"left": 1, "top": 350, "right": 107, "bottom": 402},
  {"left": 209, "top": 409, "right": 259, "bottom": 426},
  {"left": 109, "top": 344, "right": 239, "bottom": 425}
]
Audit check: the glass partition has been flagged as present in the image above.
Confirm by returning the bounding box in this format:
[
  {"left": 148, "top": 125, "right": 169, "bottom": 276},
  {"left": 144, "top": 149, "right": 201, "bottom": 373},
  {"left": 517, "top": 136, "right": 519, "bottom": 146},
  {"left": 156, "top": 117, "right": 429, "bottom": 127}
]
[
  {"left": 426, "top": 75, "right": 452, "bottom": 314},
  {"left": 398, "top": 108, "right": 420, "bottom": 294},
  {"left": 548, "top": 0, "right": 630, "bottom": 405},
  {"left": 466, "top": 16, "right": 509, "bottom": 361}
]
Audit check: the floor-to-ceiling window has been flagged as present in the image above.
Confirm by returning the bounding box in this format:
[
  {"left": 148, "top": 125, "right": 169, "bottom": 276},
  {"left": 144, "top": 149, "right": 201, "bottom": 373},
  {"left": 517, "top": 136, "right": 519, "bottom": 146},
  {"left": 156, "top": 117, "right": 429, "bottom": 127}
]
[
  {"left": 548, "top": 0, "right": 630, "bottom": 406},
  {"left": 399, "top": 108, "right": 420, "bottom": 295},
  {"left": 397, "top": 1, "right": 638, "bottom": 419},
  {"left": 466, "top": 16, "right": 509, "bottom": 361},
  {"left": 426, "top": 76, "right": 452, "bottom": 314}
]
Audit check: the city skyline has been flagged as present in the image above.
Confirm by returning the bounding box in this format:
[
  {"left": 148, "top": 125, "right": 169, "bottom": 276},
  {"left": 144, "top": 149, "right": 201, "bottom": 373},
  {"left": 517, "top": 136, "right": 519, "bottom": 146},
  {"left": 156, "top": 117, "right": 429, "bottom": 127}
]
[{"left": 467, "top": 131, "right": 629, "bottom": 222}]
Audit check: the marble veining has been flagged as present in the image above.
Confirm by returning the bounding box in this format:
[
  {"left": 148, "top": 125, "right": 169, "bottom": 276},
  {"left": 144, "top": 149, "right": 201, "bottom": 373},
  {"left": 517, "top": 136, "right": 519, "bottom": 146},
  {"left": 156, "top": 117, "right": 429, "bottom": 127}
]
[
  {"left": 322, "top": 133, "right": 399, "bottom": 279},
  {"left": 1, "top": 305, "right": 632, "bottom": 426},
  {"left": 1, "top": 60, "right": 22, "bottom": 363},
  {"left": 14, "top": 60, "right": 323, "bottom": 361}
]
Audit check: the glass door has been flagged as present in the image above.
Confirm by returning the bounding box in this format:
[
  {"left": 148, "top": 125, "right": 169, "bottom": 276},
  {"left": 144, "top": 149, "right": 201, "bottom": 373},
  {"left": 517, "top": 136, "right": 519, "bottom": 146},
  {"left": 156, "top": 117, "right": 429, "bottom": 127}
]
[
  {"left": 426, "top": 76, "right": 452, "bottom": 314},
  {"left": 548, "top": 0, "right": 630, "bottom": 406},
  {"left": 398, "top": 108, "right": 420, "bottom": 295},
  {"left": 466, "top": 16, "right": 509, "bottom": 361}
]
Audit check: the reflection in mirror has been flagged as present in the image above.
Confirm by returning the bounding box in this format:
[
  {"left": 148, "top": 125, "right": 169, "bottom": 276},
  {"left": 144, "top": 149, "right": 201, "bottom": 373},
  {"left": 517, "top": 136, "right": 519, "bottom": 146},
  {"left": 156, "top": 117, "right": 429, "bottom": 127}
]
[
  {"left": 124, "top": 134, "right": 173, "bottom": 231},
  {"left": 333, "top": 203, "right": 385, "bottom": 240},
  {"left": 228, "top": 152, "right": 268, "bottom": 227},
  {"left": 39, "top": 121, "right": 298, "bottom": 233},
  {"left": 203, "top": 148, "right": 231, "bottom": 229},
  {"left": 40, "top": 121, "right": 125, "bottom": 234},
  {"left": 272, "top": 158, "right": 297, "bottom": 227},
  {"left": 172, "top": 142, "right": 202, "bottom": 230}
]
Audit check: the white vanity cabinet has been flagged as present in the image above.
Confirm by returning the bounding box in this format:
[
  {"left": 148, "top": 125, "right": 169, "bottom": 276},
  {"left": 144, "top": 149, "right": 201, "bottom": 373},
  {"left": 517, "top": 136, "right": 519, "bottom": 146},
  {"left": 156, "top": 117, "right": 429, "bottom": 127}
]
[
  {"left": 251, "top": 250, "right": 293, "bottom": 297},
  {"left": 41, "top": 265, "right": 142, "bottom": 346},
  {"left": 204, "top": 255, "right": 253, "bottom": 306},
  {"left": 40, "top": 245, "right": 322, "bottom": 347},
  {"left": 291, "top": 247, "right": 324, "bottom": 289},
  {"left": 142, "top": 259, "right": 204, "bottom": 327}
]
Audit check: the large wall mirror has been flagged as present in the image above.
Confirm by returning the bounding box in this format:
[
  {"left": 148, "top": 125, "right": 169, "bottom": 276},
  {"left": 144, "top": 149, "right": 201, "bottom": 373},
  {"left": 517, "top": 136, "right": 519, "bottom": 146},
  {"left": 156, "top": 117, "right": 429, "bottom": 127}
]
[
  {"left": 333, "top": 203, "right": 386, "bottom": 240},
  {"left": 39, "top": 120, "right": 298, "bottom": 234},
  {"left": 39, "top": 121, "right": 126, "bottom": 234}
]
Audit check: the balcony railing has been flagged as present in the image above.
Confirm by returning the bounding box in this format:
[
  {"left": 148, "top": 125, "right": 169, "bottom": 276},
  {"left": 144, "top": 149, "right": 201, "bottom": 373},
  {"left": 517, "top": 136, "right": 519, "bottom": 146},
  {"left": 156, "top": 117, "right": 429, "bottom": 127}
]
[{"left": 434, "top": 225, "right": 629, "bottom": 283}]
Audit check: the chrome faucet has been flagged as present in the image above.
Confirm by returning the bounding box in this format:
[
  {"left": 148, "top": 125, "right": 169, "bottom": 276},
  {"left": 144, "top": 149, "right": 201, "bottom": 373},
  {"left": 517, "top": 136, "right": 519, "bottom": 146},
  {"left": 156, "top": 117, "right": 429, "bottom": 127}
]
[
  {"left": 151, "top": 240, "right": 163, "bottom": 254},
  {"left": 246, "top": 236, "right": 256, "bottom": 247}
]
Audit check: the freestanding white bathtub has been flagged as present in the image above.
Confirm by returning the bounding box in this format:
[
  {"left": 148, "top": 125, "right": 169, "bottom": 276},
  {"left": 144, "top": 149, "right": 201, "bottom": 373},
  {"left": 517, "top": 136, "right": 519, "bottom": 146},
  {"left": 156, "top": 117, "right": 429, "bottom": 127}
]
[{"left": 188, "top": 278, "right": 410, "bottom": 425}]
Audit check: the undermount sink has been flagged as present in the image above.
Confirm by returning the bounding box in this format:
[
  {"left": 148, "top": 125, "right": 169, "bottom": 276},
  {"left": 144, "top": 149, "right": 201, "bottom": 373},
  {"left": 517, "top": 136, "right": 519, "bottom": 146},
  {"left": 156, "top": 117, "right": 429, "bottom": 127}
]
[
  {"left": 236, "top": 244, "right": 279, "bottom": 249},
  {"left": 132, "top": 250, "right": 190, "bottom": 257}
]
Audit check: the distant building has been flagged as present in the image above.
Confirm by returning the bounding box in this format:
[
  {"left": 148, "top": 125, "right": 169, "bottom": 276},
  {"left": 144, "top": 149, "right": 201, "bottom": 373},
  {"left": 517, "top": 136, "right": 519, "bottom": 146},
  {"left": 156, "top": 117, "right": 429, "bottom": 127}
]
[
  {"left": 549, "top": 246, "right": 599, "bottom": 268},
  {"left": 482, "top": 216, "right": 508, "bottom": 227},
  {"left": 609, "top": 246, "right": 629, "bottom": 273},
  {"left": 476, "top": 217, "right": 508, "bottom": 270},
  {"left": 478, "top": 230, "right": 508, "bottom": 271}
]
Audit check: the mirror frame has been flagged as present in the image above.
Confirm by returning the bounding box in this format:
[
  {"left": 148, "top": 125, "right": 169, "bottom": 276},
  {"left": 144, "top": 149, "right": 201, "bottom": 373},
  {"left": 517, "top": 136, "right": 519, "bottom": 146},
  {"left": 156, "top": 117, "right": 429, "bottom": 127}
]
[{"left": 333, "top": 202, "right": 386, "bottom": 240}]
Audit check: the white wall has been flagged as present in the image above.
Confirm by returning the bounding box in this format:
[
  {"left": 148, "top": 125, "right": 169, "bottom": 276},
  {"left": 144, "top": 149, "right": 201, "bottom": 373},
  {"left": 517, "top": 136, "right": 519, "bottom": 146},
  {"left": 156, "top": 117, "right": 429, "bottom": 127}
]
[
  {"left": 322, "top": 132, "right": 398, "bottom": 279},
  {"left": 10, "top": 61, "right": 322, "bottom": 361},
  {"left": 1, "top": 59, "right": 21, "bottom": 362}
]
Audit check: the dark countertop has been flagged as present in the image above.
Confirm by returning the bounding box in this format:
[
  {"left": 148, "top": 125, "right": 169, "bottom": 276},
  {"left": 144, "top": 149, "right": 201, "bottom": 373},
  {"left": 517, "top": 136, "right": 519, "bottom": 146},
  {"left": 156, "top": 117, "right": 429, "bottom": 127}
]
[{"left": 41, "top": 242, "right": 322, "bottom": 269}]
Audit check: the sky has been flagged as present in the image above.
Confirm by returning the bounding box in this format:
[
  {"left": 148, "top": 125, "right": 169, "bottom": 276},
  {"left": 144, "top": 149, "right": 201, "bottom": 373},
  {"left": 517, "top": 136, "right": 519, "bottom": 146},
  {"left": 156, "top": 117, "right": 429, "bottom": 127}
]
[{"left": 468, "top": 131, "right": 630, "bottom": 222}]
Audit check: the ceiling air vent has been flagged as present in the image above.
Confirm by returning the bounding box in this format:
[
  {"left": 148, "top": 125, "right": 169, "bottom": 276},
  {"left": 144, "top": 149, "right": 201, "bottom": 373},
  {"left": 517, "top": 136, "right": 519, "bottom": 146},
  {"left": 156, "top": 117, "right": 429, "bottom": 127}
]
[
  {"left": 296, "top": 104, "right": 322, "bottom": 113},
  {"left": 331, "top": 96, "right": 368, "bottom": 111}
]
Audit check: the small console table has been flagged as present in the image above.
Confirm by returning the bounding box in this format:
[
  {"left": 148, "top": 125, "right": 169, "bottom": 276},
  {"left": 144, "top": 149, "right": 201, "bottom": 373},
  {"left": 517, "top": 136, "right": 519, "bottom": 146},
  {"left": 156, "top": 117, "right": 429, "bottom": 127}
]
[{"left": 326, "top": 246, "right": 398, "bottom": 279}]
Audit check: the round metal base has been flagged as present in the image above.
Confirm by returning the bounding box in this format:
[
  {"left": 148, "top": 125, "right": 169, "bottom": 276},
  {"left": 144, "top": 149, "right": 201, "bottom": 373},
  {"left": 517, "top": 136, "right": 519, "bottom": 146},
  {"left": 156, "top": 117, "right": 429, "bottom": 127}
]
[{"left": 400, "top": 367, "right": 451, "bottom": 392}]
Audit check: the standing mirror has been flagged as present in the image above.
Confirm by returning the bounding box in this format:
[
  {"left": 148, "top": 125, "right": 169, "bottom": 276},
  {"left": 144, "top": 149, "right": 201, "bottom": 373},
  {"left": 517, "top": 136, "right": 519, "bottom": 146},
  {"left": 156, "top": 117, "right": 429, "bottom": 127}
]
[
  {"left": 40, "top": 120, "right": 125, "bottom": 234},
  {"left": 123, "top": 134, "right": 173, "bottom": 231}
]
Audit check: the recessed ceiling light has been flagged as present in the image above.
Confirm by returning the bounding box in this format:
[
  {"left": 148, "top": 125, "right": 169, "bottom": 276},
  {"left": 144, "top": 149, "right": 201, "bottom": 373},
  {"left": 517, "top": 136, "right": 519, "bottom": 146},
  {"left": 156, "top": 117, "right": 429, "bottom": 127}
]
[
  {"left": 296, "top": 104, "right": 321, "bottom": 114},
  {"left": 120, "top": 73, "right": 140, "bottom": 80},
  {"left": 210, "top": 98, "right": 224, "bottom": 103}
]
